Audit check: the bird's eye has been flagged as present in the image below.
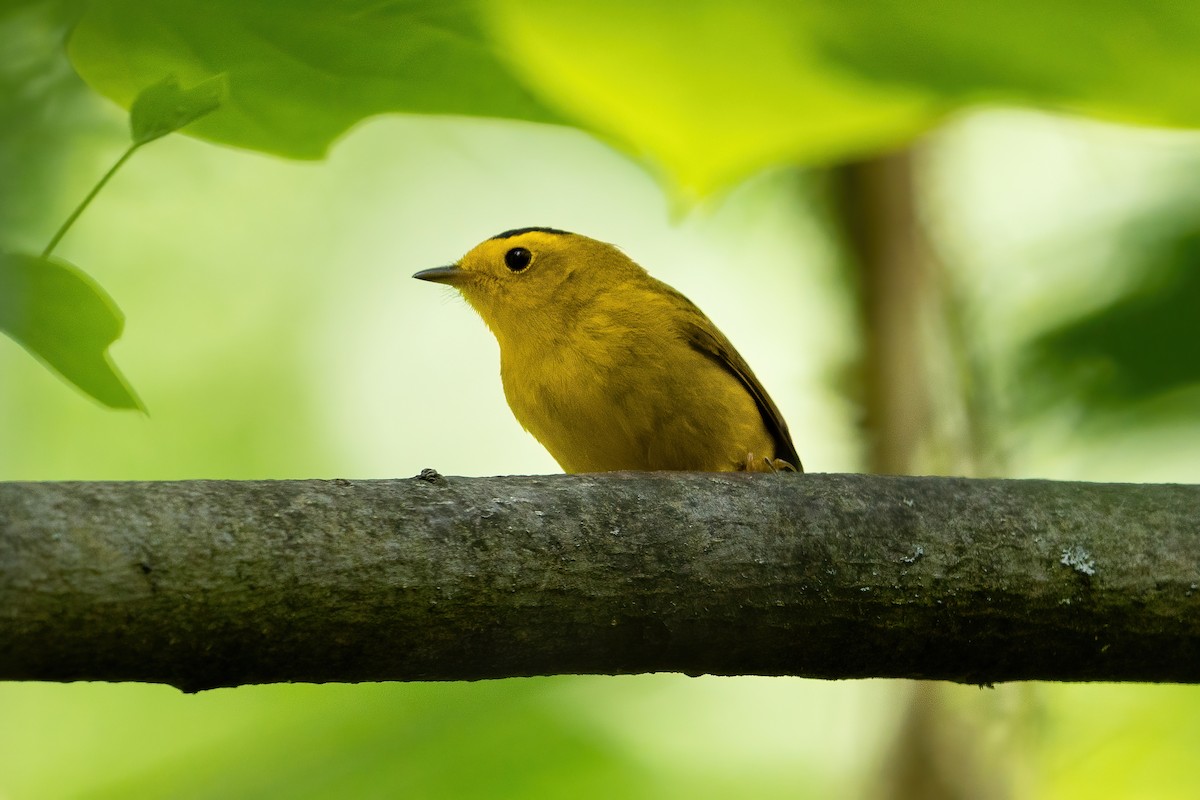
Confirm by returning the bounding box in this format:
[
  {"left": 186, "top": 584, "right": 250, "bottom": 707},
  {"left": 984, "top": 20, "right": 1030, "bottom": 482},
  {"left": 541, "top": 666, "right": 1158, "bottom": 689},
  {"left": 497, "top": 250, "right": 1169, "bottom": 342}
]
[{"left": 504, "top": 247, "right": 532, "bottom": 272}]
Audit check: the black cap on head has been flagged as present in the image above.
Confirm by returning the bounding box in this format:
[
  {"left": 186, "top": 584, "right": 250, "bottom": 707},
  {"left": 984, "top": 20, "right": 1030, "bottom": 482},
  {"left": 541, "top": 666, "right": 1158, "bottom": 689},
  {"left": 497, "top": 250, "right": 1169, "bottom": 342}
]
[{"left": 490, "top": 227, "right": 572, "bottom": 240}]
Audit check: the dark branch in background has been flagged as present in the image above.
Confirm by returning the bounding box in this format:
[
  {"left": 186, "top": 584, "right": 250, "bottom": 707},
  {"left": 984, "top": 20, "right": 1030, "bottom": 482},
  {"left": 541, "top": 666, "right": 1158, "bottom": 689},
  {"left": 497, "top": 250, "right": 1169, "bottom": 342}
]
[
  {"left": 2, "top": 473, "right": 1198, "bottom": 692},
  {"left": 836, "top": 150, "right": 933, "bottom": 475}
]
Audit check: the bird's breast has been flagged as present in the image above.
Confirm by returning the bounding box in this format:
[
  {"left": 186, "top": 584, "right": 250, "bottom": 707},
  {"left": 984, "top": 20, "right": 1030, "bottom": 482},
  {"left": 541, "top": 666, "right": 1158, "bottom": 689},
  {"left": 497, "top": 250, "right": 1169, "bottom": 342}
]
[{"left": 497, "top": 318, "right": 654, "bottom": 471}]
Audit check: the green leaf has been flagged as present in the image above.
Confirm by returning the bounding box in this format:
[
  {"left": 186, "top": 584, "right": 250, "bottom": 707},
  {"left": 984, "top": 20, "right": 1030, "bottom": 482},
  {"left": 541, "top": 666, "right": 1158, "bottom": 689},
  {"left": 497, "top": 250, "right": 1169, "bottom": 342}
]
[
  {"left": 130, "top": 73, "right": 225, "bottom": 145},
  {"left": 484, "top": 0, "right": 938, "bottom": 195},
  {"left": 67, "top": 0, "right": 565, "bottom": 161},
  {"left": 64, "top": 0, "right": 937, "bottom": 193},
  {"left": 0, "top": 252, "right": 143, "bottom": 410},
  {"left": 63, "top": 0, "right": 1200, "bottom": 195},
  {"left": 806, "top": 0, "right": 1200, "bottom": 128}
]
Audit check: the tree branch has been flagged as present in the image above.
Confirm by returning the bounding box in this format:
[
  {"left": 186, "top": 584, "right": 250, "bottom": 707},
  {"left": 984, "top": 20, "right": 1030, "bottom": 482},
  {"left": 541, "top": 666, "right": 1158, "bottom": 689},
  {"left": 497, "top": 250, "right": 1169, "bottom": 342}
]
[{"left": 2, "top": 473, "right": 1198, "bottom": 691}]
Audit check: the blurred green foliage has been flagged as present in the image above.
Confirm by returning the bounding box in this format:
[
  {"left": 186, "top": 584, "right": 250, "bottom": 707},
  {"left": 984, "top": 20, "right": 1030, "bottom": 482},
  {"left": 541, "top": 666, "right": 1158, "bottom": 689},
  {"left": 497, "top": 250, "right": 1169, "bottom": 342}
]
[
  {"left": 1025, "top": 219, "right": 1200, "bottom": 420},
  {"left": 810, "top": 1, "right": 1200, "bottom": 126},
  {"left": 0, "top": 0, "right": 95, "bottom": 246}
]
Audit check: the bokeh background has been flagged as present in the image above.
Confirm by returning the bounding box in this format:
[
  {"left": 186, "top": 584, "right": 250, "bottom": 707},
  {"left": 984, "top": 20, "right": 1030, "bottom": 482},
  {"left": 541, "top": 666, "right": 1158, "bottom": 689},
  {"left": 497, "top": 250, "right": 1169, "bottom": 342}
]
[{"left": 3, "top": 2, "right": 1200, "bottom": 798}]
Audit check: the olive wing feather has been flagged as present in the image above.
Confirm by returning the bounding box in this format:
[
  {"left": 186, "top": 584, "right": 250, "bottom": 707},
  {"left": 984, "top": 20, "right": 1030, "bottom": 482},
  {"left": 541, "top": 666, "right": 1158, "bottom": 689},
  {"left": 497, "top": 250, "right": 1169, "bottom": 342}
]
[{"left": 663, "top": 287, "right": 803, "bottom": 471}]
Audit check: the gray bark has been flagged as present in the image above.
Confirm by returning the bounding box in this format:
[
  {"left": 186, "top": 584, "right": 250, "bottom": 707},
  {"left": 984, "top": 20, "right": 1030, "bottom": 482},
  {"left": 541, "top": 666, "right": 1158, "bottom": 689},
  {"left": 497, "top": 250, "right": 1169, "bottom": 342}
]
[{"left": 1, "top": 472, "right": 1198, "bottom": 692}]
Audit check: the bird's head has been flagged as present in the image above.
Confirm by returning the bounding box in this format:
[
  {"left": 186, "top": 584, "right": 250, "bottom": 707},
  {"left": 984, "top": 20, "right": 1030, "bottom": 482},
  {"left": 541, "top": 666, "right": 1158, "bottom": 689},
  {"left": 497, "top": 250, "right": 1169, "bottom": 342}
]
[{"left": 414, "top": 227, "right": 642, "bottom": 341}]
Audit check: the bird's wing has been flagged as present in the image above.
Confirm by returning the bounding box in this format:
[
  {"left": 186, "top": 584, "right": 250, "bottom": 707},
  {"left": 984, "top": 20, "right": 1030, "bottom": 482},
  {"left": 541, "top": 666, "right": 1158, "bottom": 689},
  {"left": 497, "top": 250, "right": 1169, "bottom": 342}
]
[{"left": 664, "top": 287, "right": 803, "bottom": 471}]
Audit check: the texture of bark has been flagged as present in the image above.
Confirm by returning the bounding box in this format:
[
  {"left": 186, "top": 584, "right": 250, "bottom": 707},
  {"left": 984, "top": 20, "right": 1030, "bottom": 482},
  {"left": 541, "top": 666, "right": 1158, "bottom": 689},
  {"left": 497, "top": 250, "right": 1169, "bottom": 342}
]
[{"left": 2, "top": 472, "right": 1198, "bottom": 692}]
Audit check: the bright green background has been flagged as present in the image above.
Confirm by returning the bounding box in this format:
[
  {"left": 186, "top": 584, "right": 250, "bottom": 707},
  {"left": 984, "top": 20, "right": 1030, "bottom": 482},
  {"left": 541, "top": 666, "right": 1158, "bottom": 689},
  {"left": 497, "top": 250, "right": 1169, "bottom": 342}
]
[{"left": 4, "top": 1, "right": 1200, "bottom": 797}]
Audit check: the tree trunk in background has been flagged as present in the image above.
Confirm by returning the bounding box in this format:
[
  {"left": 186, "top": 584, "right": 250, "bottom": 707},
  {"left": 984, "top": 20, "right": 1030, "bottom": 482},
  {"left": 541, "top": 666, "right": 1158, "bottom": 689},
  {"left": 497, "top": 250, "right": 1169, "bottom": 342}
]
[
  {"left": 836, "top": 149, "right": 932, "bottom": 476},
  {"left": 833, "top": 149, "right": 1010, "bottom": 800}
]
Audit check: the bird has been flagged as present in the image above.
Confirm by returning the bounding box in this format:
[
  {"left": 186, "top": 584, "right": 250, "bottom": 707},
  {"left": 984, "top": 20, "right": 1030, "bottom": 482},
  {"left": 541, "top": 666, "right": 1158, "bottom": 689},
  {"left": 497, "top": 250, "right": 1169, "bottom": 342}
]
[{"left": 413, "top": 227, "right": 801, "bottom": 474}]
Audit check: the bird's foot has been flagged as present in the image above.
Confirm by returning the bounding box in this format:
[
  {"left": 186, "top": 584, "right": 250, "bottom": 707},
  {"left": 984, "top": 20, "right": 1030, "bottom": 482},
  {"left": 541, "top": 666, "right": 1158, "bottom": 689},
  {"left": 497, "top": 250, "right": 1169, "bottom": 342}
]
[{"left": 736, "top": 453, "right": 798, "bottom": 473}]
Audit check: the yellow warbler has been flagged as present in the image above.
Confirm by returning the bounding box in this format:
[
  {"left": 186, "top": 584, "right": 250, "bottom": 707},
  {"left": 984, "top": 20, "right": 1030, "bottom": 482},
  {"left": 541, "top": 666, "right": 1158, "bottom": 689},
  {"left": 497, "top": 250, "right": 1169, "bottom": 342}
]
[{"left": 414, "top": 228, "right": 801, "bottom": 473}]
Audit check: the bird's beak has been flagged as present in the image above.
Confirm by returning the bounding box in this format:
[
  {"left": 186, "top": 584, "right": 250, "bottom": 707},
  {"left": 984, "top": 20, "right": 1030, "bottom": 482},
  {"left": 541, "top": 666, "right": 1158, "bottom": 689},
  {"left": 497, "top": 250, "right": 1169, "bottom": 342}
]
[{"left": 412, "top": 264, "right": 465, "bottom": 285}]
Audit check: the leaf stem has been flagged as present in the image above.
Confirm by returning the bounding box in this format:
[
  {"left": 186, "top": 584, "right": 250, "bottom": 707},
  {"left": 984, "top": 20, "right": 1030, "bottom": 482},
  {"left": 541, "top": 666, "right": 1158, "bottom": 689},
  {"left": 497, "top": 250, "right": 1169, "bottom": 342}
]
[{"left": 42, "top": 142, "right": 142, "bottom": 259}]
